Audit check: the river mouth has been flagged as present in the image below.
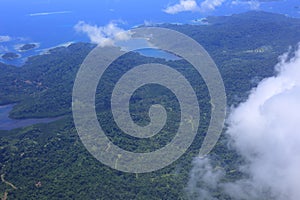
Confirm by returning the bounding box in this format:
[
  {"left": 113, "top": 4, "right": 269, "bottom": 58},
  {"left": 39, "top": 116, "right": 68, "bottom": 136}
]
[{"left": 0, "top": 104, "right": 62, "bottom": 131}]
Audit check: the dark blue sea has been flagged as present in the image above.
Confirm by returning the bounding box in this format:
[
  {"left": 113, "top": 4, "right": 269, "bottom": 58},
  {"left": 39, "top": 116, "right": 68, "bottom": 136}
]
[{"left": 0, "top": 0, "right": 299, "bottom": 66}]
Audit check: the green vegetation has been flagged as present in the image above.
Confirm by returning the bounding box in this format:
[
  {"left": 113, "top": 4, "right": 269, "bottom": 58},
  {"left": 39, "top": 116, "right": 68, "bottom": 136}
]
[{"left": 0, "top": 11, "right": 300, "bottom": 199}]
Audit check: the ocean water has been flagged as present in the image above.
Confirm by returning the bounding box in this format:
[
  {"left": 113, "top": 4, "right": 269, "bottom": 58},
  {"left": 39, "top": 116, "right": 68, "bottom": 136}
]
[{"left": 0, "top": 0, "right": 299, "bottom": 66}]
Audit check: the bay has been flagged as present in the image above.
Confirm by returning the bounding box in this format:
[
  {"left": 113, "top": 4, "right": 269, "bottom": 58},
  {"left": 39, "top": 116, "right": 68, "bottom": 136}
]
[{"left": 0, "top": 104, "right": 61, "bottom": 130}]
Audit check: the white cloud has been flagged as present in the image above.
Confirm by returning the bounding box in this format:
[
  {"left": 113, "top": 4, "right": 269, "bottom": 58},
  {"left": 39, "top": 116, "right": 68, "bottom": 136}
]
[
  {"left": 224, "top": 45, "right": 300, "bottom": 200},
  {"left": 144, "top": 20, "right": 154, "bottom": 26},
  {"left": 188, "top": 45, "right": 300, "bottom": 200},
  {"left": 199, "top": 0, "right": 227, "bottom": 12},
  {"left": 0, "top": 45, "right": 9, "bottom": 53},
  {"left": 74, "top": 21, "right": 131, "bottom": 47},
  {"left": 29, "top": 11, "right": 72, "bottom": 17},
  {"left": 163, "top": 0, "right": 226, "bottom": 14},
  {"left": 231, "top": 0, "right": 261, "bottom": 10},
  {"left": 0, "top": 36, "right": 11, "bottom": 43},
  {"left": 163, "top": 0, "right": 198, "bottom": 14},
  {"left": 187, "top": 158, "right": 224, "bottom": 200}
]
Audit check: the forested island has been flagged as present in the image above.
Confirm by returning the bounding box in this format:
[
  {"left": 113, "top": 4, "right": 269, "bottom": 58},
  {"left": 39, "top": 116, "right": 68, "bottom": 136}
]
[
  {"left": 1, "top": 52, "right": 19, "bottom": 60},
  {"left": 18, "top": 43, "right": 37, "bottom": 51},
  {"left": 0, "top": 11, "right": 300, "bottom": 199}
]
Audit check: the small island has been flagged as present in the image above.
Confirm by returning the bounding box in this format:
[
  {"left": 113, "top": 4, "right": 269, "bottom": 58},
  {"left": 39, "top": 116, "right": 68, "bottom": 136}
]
[
  {"left": 19, "top": 43, "right": 37, "bottom": 51},
  {"left": 1, "top": 52, "right": 20, "bottom": 60}
]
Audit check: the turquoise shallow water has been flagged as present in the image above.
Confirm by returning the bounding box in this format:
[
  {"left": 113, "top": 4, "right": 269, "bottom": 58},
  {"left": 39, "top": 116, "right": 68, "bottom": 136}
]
[
  {"left": 0, "top": 104, "right": 61, "bottom": 130},
  {"left": 136, "top": 48, "right": 181, "bottom": 61}
]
